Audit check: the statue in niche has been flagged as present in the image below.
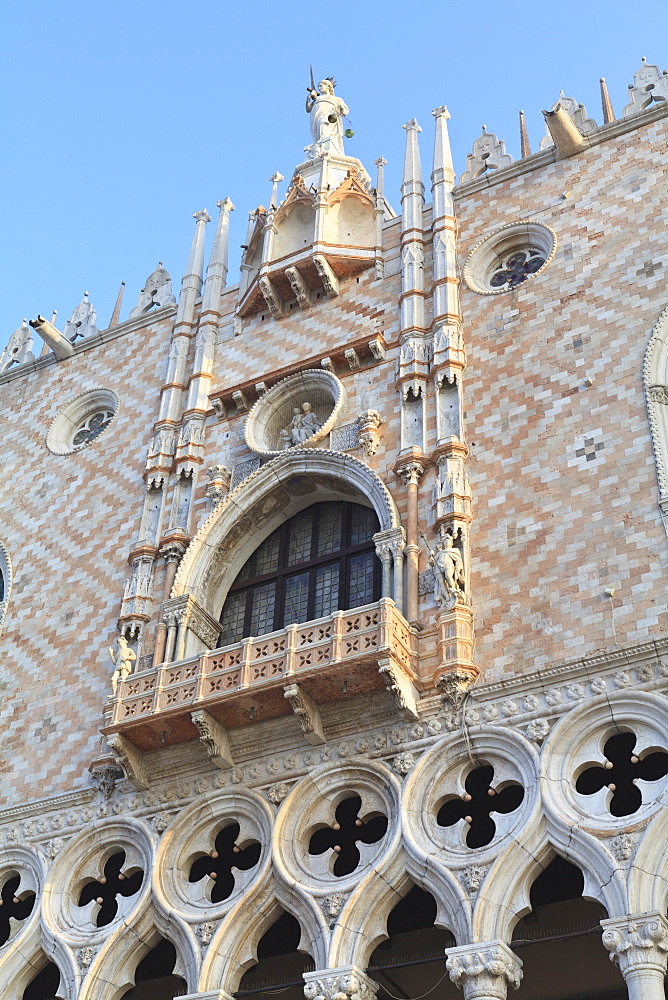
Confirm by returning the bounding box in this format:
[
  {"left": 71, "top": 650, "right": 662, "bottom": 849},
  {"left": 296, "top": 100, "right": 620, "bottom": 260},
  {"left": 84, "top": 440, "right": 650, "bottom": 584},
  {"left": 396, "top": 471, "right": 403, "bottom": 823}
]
[
  {"left": 306, "top": 77, "right": 349, "bottom": 156},
  {"left": 109, "top": 636, "right": 137, "bottom": 695},
  {"left": 279, "top": 401, "right": 323, "bottom": 449},
  {"left": 429, "top": 534, "right": 466, "bottom": 608}
]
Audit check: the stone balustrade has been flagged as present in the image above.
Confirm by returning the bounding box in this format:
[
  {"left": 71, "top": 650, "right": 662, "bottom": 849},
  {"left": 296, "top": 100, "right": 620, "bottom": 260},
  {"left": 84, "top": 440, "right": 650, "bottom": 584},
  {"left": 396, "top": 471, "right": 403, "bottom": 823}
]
[{"left": 105, "top": 599, "right": 417, "bottom": 749}]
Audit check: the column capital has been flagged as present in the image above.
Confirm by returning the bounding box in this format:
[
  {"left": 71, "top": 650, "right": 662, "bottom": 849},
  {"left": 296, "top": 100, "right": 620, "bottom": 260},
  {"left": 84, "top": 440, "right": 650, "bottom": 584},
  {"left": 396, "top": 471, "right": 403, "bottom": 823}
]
[
  {"left": 397, "top": 461, "right": 425, "bottom": 487},
  {"left": 193, "top": 209, "right": 212, "bottom": 224},
  {"left": 601, "top": 912, "right": 668, "bottom": 975},
  {"left": 303, "top": 966, "right": 378, "bottom": 1000},
  {"left": 446, "top": 940, "right": 522, "bottom": 999},
  {"left": 373, "top": 526, "right": 406, "bottom": 558}
]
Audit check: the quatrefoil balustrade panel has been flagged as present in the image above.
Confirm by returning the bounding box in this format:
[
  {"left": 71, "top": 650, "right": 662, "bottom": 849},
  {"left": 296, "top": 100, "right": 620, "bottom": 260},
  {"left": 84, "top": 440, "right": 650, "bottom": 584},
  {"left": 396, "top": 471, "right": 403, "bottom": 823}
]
[
  {"left": 76, "top": 850, "right": 144, "bottom": 928},
  {"left": 104, "top": 599, "right": 417, "bottom": 752},
  {"left": 575, "top": 731, "right": 668, "bottom": 817},
  {"left": 188, "top": 823, "right": 262, "bottom": 903},
  {"left": 308, "top": 794, "right": 389, "bottom": 877},
  {"left": 437, "top": 764, "right": 525, "bottom": 849},
  {"left": 0, "top": 873, "right": 36, "bottom": 946}
]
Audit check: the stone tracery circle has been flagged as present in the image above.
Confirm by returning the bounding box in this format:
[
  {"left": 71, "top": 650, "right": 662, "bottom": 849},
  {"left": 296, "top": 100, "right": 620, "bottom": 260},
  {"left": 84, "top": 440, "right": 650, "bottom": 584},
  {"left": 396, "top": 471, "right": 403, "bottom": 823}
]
[
  {"left": 402, "top": 727, "right": 540, "bottom": 866},
  {"left": 0, "top": 845, "right": 44, "bottom": 951},
  {"left": 463, "top": 221, "right": 557, "bottom": 295},
  {"left": 41, "top": 817, "right": 153, "bottom": 945},
  {"left": 45, "top": 387, "right": 119, "bottom": 456},
  {"left": 245, "top": 369, "right": 346, "bottom": 457},
  {"left": 153, "top": 789, "right": 273, "bottom": 921},
  {"left": 273, "top": 761, "right": 401, "bottom": 893},
  {"left": 541, "top": 690, "right": 668, "bottom": 835}
]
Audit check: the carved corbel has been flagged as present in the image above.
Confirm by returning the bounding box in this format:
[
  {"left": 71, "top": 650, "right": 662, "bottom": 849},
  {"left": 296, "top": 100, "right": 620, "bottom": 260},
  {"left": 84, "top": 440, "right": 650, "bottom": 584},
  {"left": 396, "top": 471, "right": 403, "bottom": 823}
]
[
  {"left": 313, "top": 254, "right": 340, "bottom": 298},
  {"left": 211, "top": 397, "right": 226, "bottom": 418},
  {"left": 283, "top": 683, "right": 326, "bottom": 744},
  {"left": 258, "top": 275, "right": 285, "bottom": 318},
  {"left": 355, "top": 410, "right": 383, "bottom": 457},
  {"left": 344, "top": 348, "right": 361, "bottom": 370},
  {"left": 321, "top": 356, "right": 334, "bottom": 371},
  {"left": 106, "top": 733, "right": 149, "bottom": 790},
  {"left": 206, "top": 465, "right": 231, "bottom": 508},
  {"left": 89, "top": 762, "right": 124, "bottom": 800},
  {"left": 191, "top": 709, "right": 234, "bottom": 769},
  {"left": 284, "top": 266, "right": 313, "bottom": 308},
  {"left": 232, "top": 389, "right": 249, "bottom": 412},
  {"left": 368, "top": 338, "right": 387, "bottom": 361},
  {"left": 436, "top": 668, "right": 477, "bottom": 713},
  {"left": 378, "top": 657, "right": 418, "bottom": 720}
]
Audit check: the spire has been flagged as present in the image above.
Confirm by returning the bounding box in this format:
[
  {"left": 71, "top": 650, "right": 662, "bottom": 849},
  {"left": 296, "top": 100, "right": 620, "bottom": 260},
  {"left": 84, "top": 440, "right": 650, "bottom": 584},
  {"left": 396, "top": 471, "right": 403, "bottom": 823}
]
[
  {"left": 202, "top": 198, "right": 235, "bottom": 311},
  {"left": 431, "top": 106, "right": 454, "bottom": 223},
  {"left": 402, "top": 119, "right": 423, "bottom": 190},
  {"left": 109, "top": 281, "right": 125, "bottom": 328},
  {"left": 401, "top": 119, "right": 424, "bottom": 235},
  {"left": 176, "top": 209, "right": 211, "bottom": 325},
  {"left": 519, "top": 110, "right": 531, "bottom": 158},
  {"left": 600, "top": 78, "right": 615, "bottom": 124}
]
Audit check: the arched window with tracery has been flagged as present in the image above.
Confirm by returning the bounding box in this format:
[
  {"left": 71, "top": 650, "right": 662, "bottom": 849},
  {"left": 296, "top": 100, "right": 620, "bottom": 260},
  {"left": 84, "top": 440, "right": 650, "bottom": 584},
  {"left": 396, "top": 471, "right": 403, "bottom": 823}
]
[{"left": 219, "top": 501, "right": 380, "bottom": 645}]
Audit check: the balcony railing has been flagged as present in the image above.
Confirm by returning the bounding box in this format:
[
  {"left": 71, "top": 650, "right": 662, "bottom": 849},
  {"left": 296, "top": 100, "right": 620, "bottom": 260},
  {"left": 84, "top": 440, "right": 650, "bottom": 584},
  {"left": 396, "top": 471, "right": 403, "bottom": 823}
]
[{"left": 105, "top": 599, "right": 417, "bottom": 749}]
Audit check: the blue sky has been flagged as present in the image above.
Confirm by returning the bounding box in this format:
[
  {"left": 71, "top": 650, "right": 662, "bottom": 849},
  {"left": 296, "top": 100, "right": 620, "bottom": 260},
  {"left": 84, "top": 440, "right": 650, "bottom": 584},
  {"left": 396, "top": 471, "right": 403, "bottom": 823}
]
[{"left": 1, "top": 1, "right": 666, "bottom": 339}]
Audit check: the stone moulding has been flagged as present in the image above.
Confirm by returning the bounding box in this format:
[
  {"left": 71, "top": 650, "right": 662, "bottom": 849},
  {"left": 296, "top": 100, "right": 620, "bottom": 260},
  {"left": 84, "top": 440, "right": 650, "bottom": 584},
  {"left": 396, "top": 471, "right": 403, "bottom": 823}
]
[
  {"left": 642, "top": 303, "right": 668, "bottom": 511},
  {"left": 244, "top": 368, "right": 346, "bottom": 457}
]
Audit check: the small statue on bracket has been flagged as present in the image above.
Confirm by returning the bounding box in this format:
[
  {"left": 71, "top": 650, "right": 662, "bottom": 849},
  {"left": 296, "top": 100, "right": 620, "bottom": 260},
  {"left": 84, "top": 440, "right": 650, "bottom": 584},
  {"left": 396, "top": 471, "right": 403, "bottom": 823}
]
[
  {"left": 429, "top": 531, "right": 466, "bottom": 609},
  {"left": 109, "top": 636, "right": 137, "bottom": 695}
]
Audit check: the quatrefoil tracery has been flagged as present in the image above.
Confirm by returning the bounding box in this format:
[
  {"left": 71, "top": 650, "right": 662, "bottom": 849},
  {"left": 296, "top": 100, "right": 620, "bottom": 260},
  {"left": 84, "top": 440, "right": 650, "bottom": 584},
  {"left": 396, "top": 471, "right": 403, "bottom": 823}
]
[
  {"left": 308, "top": 794, "right": 388, "bottom": 877},
  {"left": 77, "top": 850, "right": 144, "bottom": 927},
  {"left": 437, "top": 764, "right": 525, "bottom": 849},
  {"left": 0, "top": 873, "right": 35, "bottom": 946},
  {"left": 575, "top": 731, "right": 668, "bottom": 817},
  {"left": 189, "top": 822, "right": 261, "bottom": 903}
]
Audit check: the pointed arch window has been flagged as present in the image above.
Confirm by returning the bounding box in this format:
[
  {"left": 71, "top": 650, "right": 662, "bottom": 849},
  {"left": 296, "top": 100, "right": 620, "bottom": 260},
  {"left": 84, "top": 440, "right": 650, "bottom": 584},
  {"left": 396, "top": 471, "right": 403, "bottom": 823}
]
[{"left": 219, "top": 501, "right": 380, "bottom": 645}]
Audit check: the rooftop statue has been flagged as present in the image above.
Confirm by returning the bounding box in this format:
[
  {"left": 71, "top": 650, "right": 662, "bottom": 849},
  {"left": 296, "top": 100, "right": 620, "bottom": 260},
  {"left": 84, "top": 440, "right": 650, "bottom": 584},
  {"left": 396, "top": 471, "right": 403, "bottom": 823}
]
[{"left": 305, "top": 75, "right": 349, "bottom": 156}]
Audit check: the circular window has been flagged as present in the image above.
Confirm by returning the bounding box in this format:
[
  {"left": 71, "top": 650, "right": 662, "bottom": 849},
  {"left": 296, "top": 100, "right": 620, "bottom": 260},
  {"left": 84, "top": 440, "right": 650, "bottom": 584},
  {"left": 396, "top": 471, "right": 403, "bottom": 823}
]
[
  {"left": 463, "top": 221, "right": 557, "bottom": 295},
  {"left": 244, "top": 369, "right": 346, "bottom": 458},
  {"left": 46, "top": 388, "right": 118, "bottom": 455}
]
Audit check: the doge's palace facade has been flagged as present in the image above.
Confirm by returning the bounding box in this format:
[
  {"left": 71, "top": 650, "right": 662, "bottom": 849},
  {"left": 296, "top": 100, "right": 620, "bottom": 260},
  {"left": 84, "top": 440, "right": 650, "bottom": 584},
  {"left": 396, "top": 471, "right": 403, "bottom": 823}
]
[{"left": 1, "top": 62, "right": 668, "bottom": 1000}]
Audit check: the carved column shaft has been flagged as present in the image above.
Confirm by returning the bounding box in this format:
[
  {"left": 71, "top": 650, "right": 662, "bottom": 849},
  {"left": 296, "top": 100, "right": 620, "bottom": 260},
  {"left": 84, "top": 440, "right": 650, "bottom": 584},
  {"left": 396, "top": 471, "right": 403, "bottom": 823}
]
[{"left": 398, "top": 463, "right": 424, "bottom": 622}]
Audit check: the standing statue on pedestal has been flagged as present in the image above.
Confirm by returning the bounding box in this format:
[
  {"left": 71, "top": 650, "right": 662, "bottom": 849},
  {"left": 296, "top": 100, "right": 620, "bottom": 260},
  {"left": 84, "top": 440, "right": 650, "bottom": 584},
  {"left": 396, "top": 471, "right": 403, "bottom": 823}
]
[
  {"left": 306, "top": 74, "right": 349, "bottom": 156},
  {"left": 430, "top": 534, "right": 466, "bottom": 609},
  {"left": 109, "top": 636, "right": 137, "bottom": 695}
]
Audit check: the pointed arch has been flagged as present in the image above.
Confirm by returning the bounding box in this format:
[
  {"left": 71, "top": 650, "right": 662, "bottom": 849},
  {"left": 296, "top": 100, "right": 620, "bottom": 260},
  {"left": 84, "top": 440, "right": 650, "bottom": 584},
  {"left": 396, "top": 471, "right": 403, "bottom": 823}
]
[
  {"left": 629, "top": 806, "right": 668, "bottom": 914},
  {"left": 643, "top": 303, "right": 668, "bottom": 512},
  {"left": 199, "top": 873, "right": 327, "bottom": 993},
  {"left": 172, "top": 449, "right": 400, "bottom": 618},
  {"left": 77, "top": 904, "right": 197, "bottom": 1000},
  {"left": 329, "top": 847, "right": 468, "bottom": 969},
  {"left": 472, "top": 822, "right": 626, "bottom": 943}
]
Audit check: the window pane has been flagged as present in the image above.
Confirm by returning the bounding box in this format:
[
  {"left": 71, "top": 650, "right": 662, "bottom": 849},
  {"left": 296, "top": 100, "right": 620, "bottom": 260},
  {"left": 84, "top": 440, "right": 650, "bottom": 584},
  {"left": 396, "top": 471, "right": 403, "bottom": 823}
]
[
  {"left": 348, "top": 552, "right": 376, "bottom": 608},
  {"left": 255, "top": 528, "right": 280, "bottom": 576},
  {"left": 283, "top": 572, "right": 310, "bottom": 627},
  {"left": 350, "top": 505, "right": 377, "bottom": 546},
  {"left": 314, "top": 563, "right": 339, "bottom": 619},
  {"left": 249, "top": 582, "right": 276, "bottom": 636},
  {"left": 219, "top": 591, "right": 246, "bottom": 646},
  {"left": 287, "top": 509, "right": 313, "bottom": 565},
  {"left": 317, "top": 502, "right": 342, "bottom": 556}
]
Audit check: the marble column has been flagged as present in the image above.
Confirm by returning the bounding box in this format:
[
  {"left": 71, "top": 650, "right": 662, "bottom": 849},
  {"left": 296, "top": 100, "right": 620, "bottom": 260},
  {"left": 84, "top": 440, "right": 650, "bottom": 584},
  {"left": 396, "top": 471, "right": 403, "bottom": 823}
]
[
  {"left": 601, "top": 912, "right": 668, "bottom": 1000},
  {"left": 446, "top": 941, "right": 522, "bottom": 1000}
]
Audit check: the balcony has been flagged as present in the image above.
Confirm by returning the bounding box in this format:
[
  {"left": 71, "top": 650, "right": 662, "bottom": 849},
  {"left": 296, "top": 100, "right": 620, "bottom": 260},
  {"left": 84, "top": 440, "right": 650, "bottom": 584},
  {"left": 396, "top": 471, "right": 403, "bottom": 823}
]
[{"left": 103, "top": 599, "right": 419, "bottom": 753}]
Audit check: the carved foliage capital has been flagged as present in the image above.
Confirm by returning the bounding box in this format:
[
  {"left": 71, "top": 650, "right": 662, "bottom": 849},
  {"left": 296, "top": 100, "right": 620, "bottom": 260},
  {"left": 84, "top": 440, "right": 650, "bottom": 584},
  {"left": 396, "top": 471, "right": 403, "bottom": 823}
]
[
  {"left": 398, "top": 461, "right": 425, "bottom": 487},
  {"left": 601, "top": 913, "right": 668, "bottom": 974},
  {"left": 436, "top": 669, "right": 476, "bottom": 712},
  {"left": 304, "top": 967, "right": 378, "bottom": 1000},
  {"left": 446, "top": 941, "right": 522, "bottom": 996}
]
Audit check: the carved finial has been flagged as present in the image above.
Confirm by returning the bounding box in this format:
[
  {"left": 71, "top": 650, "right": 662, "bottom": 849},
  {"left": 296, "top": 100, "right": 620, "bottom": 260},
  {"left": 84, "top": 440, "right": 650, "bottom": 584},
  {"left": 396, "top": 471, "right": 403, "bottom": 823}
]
[
  {"left": 432, "top": 105, "right": 451, "bottom": 120},
  {"left": 217, "top": 197, "right": 235, "bottom": 212},
  {"left": 459, "top": 128, "right": 513, "bottom": 184},
  {"left": 599, "top": 78, "right": 615, "bottom": 124},
  {"left": 402, "top": 118, "right": 422, "bottom": 133},
  {"left": 269, "top": 172, "right": 284, "bottom": 210},
  {"left": 519, "top": 110, "right": 531, "bottom": 158}
]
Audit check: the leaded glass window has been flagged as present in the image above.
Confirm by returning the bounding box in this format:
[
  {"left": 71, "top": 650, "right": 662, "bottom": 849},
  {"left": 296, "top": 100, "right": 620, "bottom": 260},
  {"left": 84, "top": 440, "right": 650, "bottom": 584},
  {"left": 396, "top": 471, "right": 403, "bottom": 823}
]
[
  {"left": 218, "top": 501, "right": 380, "bottom": 645},
  {"left": 489, "top": 247, "right": 546, "bottom": 290},
  {"left": 71, "top": 409, "right": 115, "bottom": 447}
]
